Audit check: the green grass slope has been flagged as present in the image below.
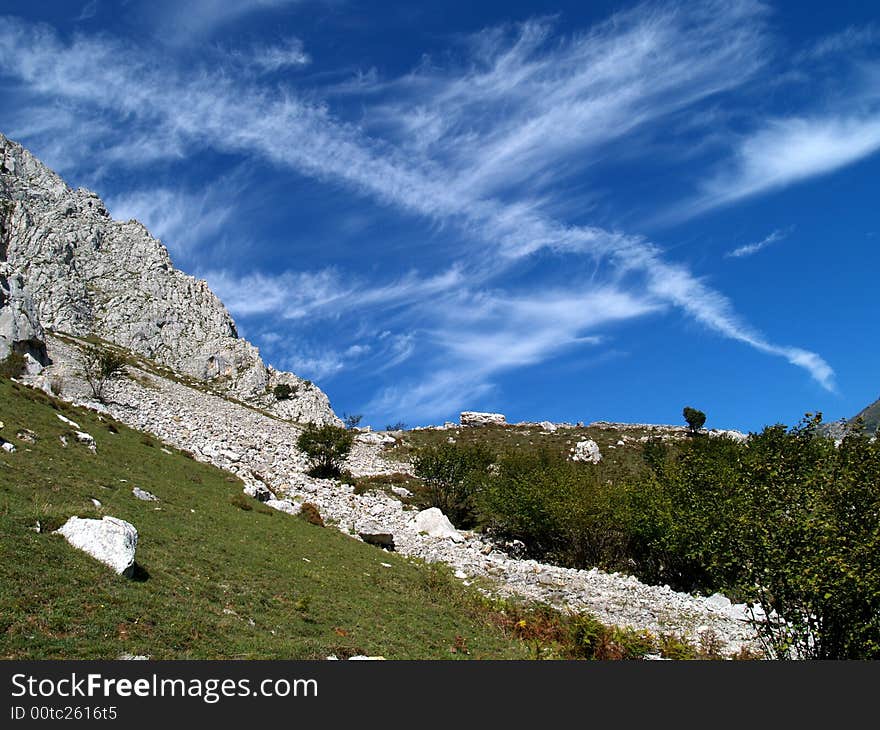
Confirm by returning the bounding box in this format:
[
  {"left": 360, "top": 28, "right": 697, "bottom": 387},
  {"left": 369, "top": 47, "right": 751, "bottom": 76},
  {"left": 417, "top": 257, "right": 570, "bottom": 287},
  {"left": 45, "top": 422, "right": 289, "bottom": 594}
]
[{"left": 0, "top": 379, "right": 529, "bottom": 659}]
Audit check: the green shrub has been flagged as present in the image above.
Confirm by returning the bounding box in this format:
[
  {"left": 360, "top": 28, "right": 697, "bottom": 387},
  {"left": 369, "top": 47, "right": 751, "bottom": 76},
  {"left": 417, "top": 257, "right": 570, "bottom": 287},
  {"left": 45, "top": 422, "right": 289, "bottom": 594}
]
[
  {"left": 683, "top": 406, "right": 706, "bottom": 433},
  {"left": 0, "top": 351, "right": 26, "bottom": 379},
  {"left": 479, "top": 449, "right": 630, "bottom": 566},
  {"left": 412, "top": 442, "right": 494, "bottom": 527},
  {"left": 78, "top": 345, "right": 126, "bottom": 403},
  {"left": 296, "top": 424, "right": 354, "bottom": 478},
  {"left": 343, "top": 413, "right": 362, "bottom": 429},
  {"left": 273, "top": 383, "right": 295, "bottom": 401}
]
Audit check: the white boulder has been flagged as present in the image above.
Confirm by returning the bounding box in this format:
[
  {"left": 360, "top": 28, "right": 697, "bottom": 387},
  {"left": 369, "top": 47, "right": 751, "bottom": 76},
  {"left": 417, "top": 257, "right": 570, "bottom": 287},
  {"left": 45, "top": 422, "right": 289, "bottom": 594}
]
[
  {"left": 571, "top": 439, "right": 602, "bottom": 464},
  {"left": 55, "top": 516, "right": 138, "bottom": 577},
  {"left": 412, "top": 507, "right": 464, "bottom": 543},
  {"left": 460, "top": 411, "right": 506, "bottom": 427},
  {"left": 356, "top": 432, "right": 396, "bottom": 446},
  {"left": 56, "top": 413, "right": 81, "bottom": 429},
  {"left": 132, "top": 487, "right": 159, "bottom": 502},
  {"left": 266, "top": 499, "right": 300, "bottom": 515}
]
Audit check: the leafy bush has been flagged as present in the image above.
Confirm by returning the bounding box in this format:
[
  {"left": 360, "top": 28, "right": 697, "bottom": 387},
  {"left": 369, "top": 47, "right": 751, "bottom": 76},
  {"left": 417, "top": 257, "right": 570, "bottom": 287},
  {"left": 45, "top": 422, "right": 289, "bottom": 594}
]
[
  {"left": 0, "top": 351, "right": 26, "bottom": 379},
  {"left": 78, "top": 345, "right": 126, "bottom": 403},
  {"left": 296, "top": 423, "right": 354, "bottom": 478},
  {"left": 343, "top": 413, "right": 363, "bottom": 429},
  {"left": 479, "top": 449, "right": 632, "bottom": 567},
  {"left": 385, "top": 421, "right": 407, "bottom": 431},
  {"left": 273, "top": 383, "right": 295, "bottom": 401},
  {"left": 412, "top": 442, "right": 494, "bottom": 527},
  {"left": 469, "top": 415, "right": 880, "bottom": 658},
  {"left": 683, "top": 406, "right": 706, "bottom": 433}
]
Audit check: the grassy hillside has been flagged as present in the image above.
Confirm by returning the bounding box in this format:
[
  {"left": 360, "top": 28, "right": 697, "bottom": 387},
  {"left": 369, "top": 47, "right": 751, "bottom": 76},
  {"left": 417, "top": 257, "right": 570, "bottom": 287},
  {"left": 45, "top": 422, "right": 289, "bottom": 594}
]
[{"left": 0, "top": 379, "right": 531, "bottom": 659}]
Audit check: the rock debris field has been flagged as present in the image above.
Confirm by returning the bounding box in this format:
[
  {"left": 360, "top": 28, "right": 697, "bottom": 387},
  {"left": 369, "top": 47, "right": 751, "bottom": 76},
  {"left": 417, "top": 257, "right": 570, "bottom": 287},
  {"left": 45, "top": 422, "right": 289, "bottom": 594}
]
[{"left": 27, "top": 334, "right": 760, "bottom": 654}]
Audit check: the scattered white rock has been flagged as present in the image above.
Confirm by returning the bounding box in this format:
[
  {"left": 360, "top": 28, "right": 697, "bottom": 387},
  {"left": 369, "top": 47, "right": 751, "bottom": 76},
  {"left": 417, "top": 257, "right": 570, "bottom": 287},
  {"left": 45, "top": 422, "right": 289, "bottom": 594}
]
[
  {"left": 74, "top": 430, "right": 96, "bottom": 453},
  {"left": 56, "top": 413, "right": 81, "bottom": 429},
  {"left": 16, "top": 428, "right": 37, "bottom": 443},
  {"left": 356, "top": 431, "right": 396, "bottom": 446},
  {"left": 348, "top": 655, "right": 386, "bottom": 661},
  {"left": 460, "top": 411, "right": 506, "bottom": 427},
  {"left": 412, "top": 508, "right": 464, "bottom": 543},
  {"left": 390, "top": 486, "right": 413, "bottom": 499},
  {"left": 132, "top": 487, "right": 158, "bottom": 502},
  {"left": 90, "top": 498, "right": 102, "bottom": 508},
  {"left": 1, "top": 441, "right": 15, "bottom": 453},
  {"left": 571, "top": 439, "right": 602, "bottom": 464},
  {"left": 117, "top": 654, "right": 149, "bottom": 661},
  {"left": 357, "top": 523, "right": 395, "bottom": 550},
  {"left": 244, "top": 483, "right": 275, "bottom": 502},
  {"left": 265, "top": 499, "right": 300, "bottom": 515},
  {"left": 539, "top": 421, "right": 558, "bottom": 432},
  {"left": 54, "top": 516, "right": 138, "bottom": 577}
]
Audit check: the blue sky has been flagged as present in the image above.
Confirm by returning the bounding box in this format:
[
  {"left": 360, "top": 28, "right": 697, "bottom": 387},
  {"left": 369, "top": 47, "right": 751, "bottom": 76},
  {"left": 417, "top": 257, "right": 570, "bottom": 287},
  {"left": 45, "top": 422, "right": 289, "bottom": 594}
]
[{"left": 1, "top": 0, "right": 878, "bottom": 431}]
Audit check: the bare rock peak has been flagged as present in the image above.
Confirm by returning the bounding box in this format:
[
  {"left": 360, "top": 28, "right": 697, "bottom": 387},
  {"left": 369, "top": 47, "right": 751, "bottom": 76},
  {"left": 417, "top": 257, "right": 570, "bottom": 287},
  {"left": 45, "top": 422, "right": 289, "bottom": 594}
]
[{"left": 0, "top": 132, "right": 339, "bottom": 425}]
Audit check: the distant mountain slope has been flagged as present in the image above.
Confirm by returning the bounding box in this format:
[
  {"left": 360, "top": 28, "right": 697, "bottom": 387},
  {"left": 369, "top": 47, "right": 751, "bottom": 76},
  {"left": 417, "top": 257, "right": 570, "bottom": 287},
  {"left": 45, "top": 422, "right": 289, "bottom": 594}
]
[
  {"left": 851, "top": 396, "right": 880, "bottom": 434},
  {"left": 0, "top": 132, "right": 338, "bottom": 425}
]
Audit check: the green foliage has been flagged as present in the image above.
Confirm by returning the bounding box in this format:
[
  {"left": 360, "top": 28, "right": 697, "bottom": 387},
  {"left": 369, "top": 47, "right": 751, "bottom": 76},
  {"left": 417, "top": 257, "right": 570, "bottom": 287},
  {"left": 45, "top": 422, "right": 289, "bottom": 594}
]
[
  {"left": 420, "top": 413, "right": 880, "bottom": 659},
  {"left": 479, "top": 449, "right": 632, "bottom": 567},
  {"left": 682, "top": 406, "right": 706, "bottom": 433},
  {"left": 342, "top": 413, "right": 363, "bottom": 429},
  {"left": 296, "top": 423, "right": 355, "bottom": 478},
  {"left": 411, "top": 442, "right": 494, "bottom": 527},
  {"left": 273, "top": 383, "right": 295, "bottom": 401},
  {"left": 0, "top": 351, "right": 26, "bottom": 379},
  {"left": 78, "top": 345, "right": 127, "bottom": 403}
]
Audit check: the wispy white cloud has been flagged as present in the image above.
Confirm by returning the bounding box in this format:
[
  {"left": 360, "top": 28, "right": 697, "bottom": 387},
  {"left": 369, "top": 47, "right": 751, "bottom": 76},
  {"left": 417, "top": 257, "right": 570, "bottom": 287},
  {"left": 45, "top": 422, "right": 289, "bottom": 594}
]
[
  {"left": 105, "top": 178, "right": 243, "bottom": 256},
  {"left": 75, "top": 1, "right": 98, "bottom": 23},
  {"left": 201, "top": 266, "right": 467, "bottom": 321},
  {"left": 249, "top": 38, "right": 310, "bottom": 72},
  {"left": 142, "top": 0, "right": 305, "bottom": 45},
  {"left": 691, "top": 115, "right": 880, "bottom": 215},
  {"left": 799, "top": 24, "right": 879, "bottom": 61},
  {"left": 364, "top": 1, "right": 770, "bottom": 198},
  {"left": 726, "top": 227, "right": 792, "bottom": 259},
  {"left": 0, "top": 3, "right": 838, "bottom": 421}
]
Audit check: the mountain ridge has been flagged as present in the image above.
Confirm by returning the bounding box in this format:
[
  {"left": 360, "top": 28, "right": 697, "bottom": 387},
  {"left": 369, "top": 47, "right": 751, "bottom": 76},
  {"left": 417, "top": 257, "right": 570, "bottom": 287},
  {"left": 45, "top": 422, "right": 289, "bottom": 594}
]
[{"left": 0, "top": 132, "right": 339, "bottom": 425}]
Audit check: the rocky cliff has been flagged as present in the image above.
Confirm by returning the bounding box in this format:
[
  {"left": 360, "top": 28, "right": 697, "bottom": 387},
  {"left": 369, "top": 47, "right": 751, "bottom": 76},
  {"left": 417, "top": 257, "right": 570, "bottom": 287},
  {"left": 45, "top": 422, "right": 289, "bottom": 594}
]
[{"left": 0, "top": 132, "right": 339, "bottom": 425}]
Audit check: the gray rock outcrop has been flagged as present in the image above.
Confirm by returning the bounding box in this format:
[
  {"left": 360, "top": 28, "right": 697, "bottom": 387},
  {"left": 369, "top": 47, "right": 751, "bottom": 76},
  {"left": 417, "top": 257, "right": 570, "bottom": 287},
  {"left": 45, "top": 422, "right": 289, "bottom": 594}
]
[
  {"left": 571, "top": 439, "right": 602, "bottom": 464},
  {"left": 54, "top": 515, "right": 138, "bottom": 576},
  {"left": 460, "top": 411, "right": 506, "bottom": 427},
  {"left": 0, "top": 132, "right": 338, "bottom": 425}
]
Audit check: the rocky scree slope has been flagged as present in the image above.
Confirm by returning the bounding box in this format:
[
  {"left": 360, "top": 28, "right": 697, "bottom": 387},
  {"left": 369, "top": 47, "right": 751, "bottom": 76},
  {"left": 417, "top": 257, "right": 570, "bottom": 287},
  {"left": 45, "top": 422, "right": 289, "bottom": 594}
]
[
  {"left": 27, "top": 333, "right": 760, "bottom": 655},
  {"left": 0, "top": 132, "right": 337, "bottom": 425}
]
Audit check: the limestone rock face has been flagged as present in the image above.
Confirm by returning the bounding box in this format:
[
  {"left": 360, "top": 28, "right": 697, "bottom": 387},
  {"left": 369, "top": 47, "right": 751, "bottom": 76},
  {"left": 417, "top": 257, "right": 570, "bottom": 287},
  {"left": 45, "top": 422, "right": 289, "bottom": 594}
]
[
  {"left": 0, "top": 262, "right": 46, "bottom": 366},
  {"left": 55, "top": 515, "right": 138, "bottom": 576},
  {"left": 460, "top": 411, "right": 506, "bottom": 427},
  {"left": 0, "top": 132, "right": 338, "bottom": 425}
]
